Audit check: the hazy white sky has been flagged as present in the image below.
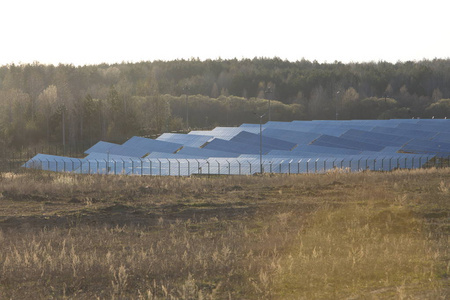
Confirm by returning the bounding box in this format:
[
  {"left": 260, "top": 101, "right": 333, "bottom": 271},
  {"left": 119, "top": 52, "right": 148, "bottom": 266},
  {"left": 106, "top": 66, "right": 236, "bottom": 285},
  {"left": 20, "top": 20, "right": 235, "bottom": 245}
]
[{"left": 1, "top": 0, "right": 449, "bottom": 66}]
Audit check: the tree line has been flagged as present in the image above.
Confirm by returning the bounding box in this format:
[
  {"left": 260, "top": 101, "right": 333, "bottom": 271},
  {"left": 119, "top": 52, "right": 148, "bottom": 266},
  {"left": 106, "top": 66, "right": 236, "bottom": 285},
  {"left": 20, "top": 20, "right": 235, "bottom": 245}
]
[{"left": 1, "top": 58, "right": 450, "bottom": 150}]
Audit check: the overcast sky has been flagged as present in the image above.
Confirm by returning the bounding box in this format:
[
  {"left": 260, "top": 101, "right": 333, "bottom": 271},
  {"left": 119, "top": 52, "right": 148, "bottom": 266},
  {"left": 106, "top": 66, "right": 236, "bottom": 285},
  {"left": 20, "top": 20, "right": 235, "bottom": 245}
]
[{"left": 2, "top": 0, "right": 449, "bottom": 66}]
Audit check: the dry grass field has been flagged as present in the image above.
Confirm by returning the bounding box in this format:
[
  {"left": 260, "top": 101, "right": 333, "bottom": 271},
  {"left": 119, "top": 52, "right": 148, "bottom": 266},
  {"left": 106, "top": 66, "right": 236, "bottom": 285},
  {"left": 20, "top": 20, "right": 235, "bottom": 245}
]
[{"left": 0, "top": 168, "right": 448, "bottom": 299}]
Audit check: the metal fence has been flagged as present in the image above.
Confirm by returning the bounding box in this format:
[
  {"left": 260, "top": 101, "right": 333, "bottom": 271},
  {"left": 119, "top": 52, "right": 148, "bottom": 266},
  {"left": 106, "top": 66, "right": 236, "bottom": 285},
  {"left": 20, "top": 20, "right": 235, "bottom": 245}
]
[
  {"left": 0, "top": 145, "right": 88, "bottom": 173},
  {"left": 17, "top": 155, "right": 449, "bottom": 176}
]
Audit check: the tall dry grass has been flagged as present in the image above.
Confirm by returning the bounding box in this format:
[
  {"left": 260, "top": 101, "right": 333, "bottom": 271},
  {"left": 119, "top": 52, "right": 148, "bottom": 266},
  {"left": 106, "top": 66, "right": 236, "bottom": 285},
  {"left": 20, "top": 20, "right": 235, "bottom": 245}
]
[{"left": 0, "top": 168, "right": 448, "bottom": 299}]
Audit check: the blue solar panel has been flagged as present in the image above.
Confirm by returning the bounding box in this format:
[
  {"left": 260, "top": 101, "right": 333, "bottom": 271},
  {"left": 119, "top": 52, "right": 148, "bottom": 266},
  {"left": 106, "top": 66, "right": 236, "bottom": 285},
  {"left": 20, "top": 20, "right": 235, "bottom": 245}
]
[
  {"left": 400, "top": 139, "right": 450, "bottom": 156},
  {"left": 375, "top": 146, "right": 403, "bottom": 153},
  {"left": 122, "top": 136, "right": 182, "bottom": 153},
  {"left": 230, "top": 131, "right": 297, "bottom": 151},
  {"left": 239, "top": 123, "right": 260, "bottom": 128},
  {"left": 84, "top": 141, "right": 119, "bottom": 154},
  {"left": 209, "top": 127, "right": 260, "bottom": 140},
  {"left": 273, "top": 144, "right": 362, "bottom": 156},
  {"left": 177, "top": 146, "right": 240, "bottom": 158},
  {"left": 312, "top": 135, "right": 385, "bottom": 151},
  {"left": 101, "top": 144, "right": 149, "bottom": 158},
  {"left": 146, "top": 151, "right": 207, "bottom": 159},
  {"left": 188, "top": 127, "right": 259, "bottom": 140},
  {"left": 83, "top": 152, "right": 138, "bottom": 161},
  {"left": 340, "top": 129, "right": 411, "bottom": 147},
  {"left": 261, "top": 128, "right": 321, "bottom": 145},
  {"left": 371, "top": 127, "right": 438, "bottom": 139},
  {"left": 432, "top": 133, "right": 450, "bottom": 143},
  {"left": 203, "top": 138, "right": 261, "bottom": 154},
  {"left": 157, "top": 133, "right": 212, "bottom": 147},
  {"left": 23, "top": 119, "right": 446, "bottom": 175}
]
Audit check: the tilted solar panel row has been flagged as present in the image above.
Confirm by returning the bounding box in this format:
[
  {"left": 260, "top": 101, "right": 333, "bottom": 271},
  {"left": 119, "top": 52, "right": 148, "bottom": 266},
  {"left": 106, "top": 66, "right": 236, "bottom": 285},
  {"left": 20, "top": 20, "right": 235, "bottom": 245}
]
[
  {"left": 371, "top": 127, "right": 438, "bottom": 139},
  {"left": 312, "top": 134, "right": 385, "bottom": 151},
  {"left": 122, "top": 136, "right": 183, "bottom": 153},
  {"left": 177, "top": 146, "right": 240, "bottom": 158},
  {"left": 340, "top": 129, "right": 412, "bottom": 147},
  {"left": 203, "top": 138, "right": 261, "bottom": 154},
  {"left": 230, "top": 131, "right": 297, "bottom": 151},
  {"left": 156, "top": 133, "right": 212, "bottom": 147},
  {"left": 23, "top": 119, "right": 449, "bottom": 175},
  {"left": 260, "top": 128, "right": 321, "bottom": 145},
  {"left": 400, "top": 139, "right": 450, "bottom": 156}
]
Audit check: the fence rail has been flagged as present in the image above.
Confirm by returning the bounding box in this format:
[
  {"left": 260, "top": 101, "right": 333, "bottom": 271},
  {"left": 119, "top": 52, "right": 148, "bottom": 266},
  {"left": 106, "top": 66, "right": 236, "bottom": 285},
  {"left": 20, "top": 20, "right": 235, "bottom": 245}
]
[{"left": 12, "top": 155, "right": 450, "bottom": 176}]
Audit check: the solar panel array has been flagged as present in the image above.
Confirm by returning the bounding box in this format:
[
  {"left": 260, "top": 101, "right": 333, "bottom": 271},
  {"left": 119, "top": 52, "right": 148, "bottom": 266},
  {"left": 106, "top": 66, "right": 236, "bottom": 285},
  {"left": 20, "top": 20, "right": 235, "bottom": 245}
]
[{"left": 24, "top": 119, "right": 450, "bottom": 175}]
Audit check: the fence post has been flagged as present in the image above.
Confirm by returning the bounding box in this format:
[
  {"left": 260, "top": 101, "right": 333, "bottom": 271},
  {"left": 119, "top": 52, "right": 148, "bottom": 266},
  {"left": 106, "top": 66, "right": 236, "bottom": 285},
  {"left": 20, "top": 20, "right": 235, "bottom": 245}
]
[
  {"left": 195, "top": 159, "right": 200, "bottom": 175},
  {"left": 166, "top": 159, "right": 171, "bottom": 176},
  {"left": 288, "top": 160, "right": 291, "bottom": 174},
  {"left": 298, "top": 159, "right": 301, "bottom": 174},
  {"left": 349, "top": 159, "right": 352, "bottom": 172},
  {"left": 306, "top": 159, "right": 310, "bottom": 173},
  {"left": 207, "top": 161, "right": 210, "bottom": 175},
  {"left": 157, "top": 159, "right": 161, "bottom": 176},
  {"left": 150, "top": 159, "right": 154, "bottom": 175},
  {"left": 187, "top": 159, "right": 191, "bottom": 176},
  {"left": 238, "top": 160, "right": 241, "bottom": 175},
  {"left": 216, "top": 160, "right": 220, "bottom": 175},
  {"left": 315, "top": 159, "right": 318, "bottom": 173},
  {"left": 324, "top": 159, "right": 327, "bottom": 172},
  {"left": 176, "top": 159, "right": 180, "bottom": 176},
  {"left": 54, "top": 159, "right": 58, "bottom": 172},
  {"left": 248, "top": 161, "right": 252, "bottom": 175},
  {"left": 150, "top": 159, "right": 153, "bottom": 176},
  {"left": 226, "top": 159, "right": 231, "bottom": 175}
]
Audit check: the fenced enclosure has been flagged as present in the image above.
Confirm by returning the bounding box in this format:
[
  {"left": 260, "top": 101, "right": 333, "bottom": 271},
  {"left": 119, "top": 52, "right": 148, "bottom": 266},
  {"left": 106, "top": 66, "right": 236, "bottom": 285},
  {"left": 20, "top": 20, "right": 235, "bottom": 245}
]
[
  {"left": 10, "top": 119, "right": 450, "bottom": 176},
  {"left": 19, "top": 155, "right": 448, "bottom": 176}
]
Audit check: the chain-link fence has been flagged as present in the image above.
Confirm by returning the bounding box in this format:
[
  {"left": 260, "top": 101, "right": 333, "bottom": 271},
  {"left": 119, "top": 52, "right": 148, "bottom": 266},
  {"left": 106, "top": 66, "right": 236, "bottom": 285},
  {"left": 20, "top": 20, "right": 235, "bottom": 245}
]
[
  {"left": 0, "top": 143, "right": 94, "bottom": 173},
  {"left": 15, "top": 155, "right": 449, "bottom": 176}
]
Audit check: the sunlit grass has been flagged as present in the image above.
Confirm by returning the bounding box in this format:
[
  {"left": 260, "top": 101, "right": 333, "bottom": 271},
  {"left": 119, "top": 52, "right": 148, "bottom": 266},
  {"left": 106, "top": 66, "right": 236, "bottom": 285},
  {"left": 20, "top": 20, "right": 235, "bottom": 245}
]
[
  {"left": 0, "top": 168, "right": 448, "bottom": 298},
  {"left": 273, "top": 203, "right": 446, "bottom": 299}
]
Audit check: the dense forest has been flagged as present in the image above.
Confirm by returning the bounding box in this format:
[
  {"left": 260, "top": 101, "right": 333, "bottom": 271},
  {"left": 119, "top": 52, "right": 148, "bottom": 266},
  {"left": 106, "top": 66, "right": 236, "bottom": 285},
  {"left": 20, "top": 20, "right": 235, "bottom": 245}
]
[{"left": 1, "top": 57, "right": 450, "bottom": 150}]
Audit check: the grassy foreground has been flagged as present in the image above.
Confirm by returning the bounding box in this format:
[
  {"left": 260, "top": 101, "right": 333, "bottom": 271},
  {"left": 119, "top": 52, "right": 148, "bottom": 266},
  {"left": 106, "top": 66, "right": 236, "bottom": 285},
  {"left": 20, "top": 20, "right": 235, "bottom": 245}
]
[{"left": 0, "top": 168, "right": 448, "bottom": 299}]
